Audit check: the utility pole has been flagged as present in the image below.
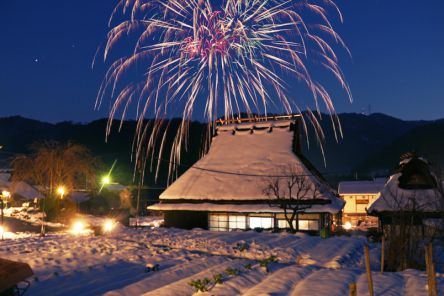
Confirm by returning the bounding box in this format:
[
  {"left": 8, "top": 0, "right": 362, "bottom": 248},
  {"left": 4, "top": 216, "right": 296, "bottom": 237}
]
[
  {"left": 1, "top": 198, "right": 4, "bottom": 240},
  {"left": 1, "top": 145, "right": 5, "bottom": 240}
]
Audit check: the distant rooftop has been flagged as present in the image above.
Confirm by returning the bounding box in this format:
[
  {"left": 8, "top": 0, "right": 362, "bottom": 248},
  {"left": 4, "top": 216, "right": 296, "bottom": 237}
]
[{"left": 216, "top": 114, "right": 301, "bottom": 126}]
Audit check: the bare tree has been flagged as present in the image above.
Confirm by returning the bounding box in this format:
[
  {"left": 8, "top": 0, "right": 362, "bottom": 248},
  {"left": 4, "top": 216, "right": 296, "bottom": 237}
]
[
  {"left": 263, "top": 165, "right": 326, "bottom": 231},
  {"left": 11, "top": 141, "right": 100, "bottom": 223}
]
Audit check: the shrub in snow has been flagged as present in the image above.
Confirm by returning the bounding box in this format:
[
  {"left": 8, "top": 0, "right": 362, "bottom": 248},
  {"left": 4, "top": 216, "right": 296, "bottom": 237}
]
[
  {"left": 225, "top": 267, "right": 240, "bottom": 276},
  {"left": 188, "top": 278, "right": 211, "bottom": 292},
  {"left": 234, "top": 242, "right": 249, "bottom": 252},
  {"left": 145, "top": 263, "right": 160, "bottom": 272},
  {"left": 259, "top": 255, "right": 279, "bottom": 272},
  {"left": 213, "top": 273, "right": 224, "bottom": 285}
]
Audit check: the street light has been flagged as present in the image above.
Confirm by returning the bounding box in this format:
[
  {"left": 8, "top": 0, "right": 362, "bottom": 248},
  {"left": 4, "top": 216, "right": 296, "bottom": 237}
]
[
  {"left": 56, "top": 186, "right": 65, "bottom": 199},
  {"left": 0, "top": 190, "right": 10, "bottom": 240},
  {"left": 101, "top": 175, "right": 111, "bottom": 185},
  {"left": 1, "top": 190, "right": 10, "bottom": 208},
  {"left": 55, "top": 186, "right": 66, "bottom": 223}
]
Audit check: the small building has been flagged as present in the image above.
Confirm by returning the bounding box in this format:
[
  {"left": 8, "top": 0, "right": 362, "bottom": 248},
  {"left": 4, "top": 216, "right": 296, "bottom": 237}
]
[
  {"left": 368, "top": 153, "right": 444, "bottom": 270},
  {"left": 368, "top": 153, "right": 444, "bottom": 229},
  {"left": 149, "top": 116, "right": 344, "bottom": 232},
  {"left": 338, "top": 178, "right": 386, "bottom": 227}
]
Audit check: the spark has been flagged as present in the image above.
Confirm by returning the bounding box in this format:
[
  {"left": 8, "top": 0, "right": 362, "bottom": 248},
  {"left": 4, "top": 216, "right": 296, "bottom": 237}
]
[{"left": 96, "top": 0, "right": 351, "bottom": 180}]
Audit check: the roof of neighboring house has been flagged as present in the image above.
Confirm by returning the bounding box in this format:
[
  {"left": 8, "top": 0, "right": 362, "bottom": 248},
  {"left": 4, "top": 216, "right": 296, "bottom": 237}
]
[
  {"left": 338, "top": 179, "right": 386, "bottom": 195},
  {"left": 0, "top": 174, "right": 10, "bottom": 191},
  {"left": 368, "top": 156, "right": 444, "bottom": 214},
  {"left": 104, "top": 183, "right": 127, "bottom": 191},
  {"left": 9, "top": 181, "right": 44, "bottom": 200},
  {"left": 156, "top": 118, "right": 344, "bottom": 213},
  {"left": 69, "top": 191, "right": 91, "bottom": 203}
]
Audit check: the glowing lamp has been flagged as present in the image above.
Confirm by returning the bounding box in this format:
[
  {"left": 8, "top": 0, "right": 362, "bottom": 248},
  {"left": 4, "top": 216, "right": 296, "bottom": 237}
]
[
  {"left": 56, "top": 186, "right": 65, "bottom": 197},
  {"left": 0, "top": 225, "right": 5, "bottom": 237},
  {"left": 1, "top": 191, "right": 10, "bottom": 198},
  {"left": 343, "top": 221, "right": 352, "bottom": 231},
  {"left": 101, "top": 175, "right": 111, "bottom": 185}
]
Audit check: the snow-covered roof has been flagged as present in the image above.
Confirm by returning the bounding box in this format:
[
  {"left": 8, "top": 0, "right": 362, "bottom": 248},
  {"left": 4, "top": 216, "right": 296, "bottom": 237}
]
[
  {"left": 10, "top": 181, "right": 44, "bottom": 200},
  {"left": 149, "top": 197, "right": 344, "bottom": 214},
  {"left": 104, "top": 183, "right": 128, "bottom": 191},
  {"left": 69, "top": 191, "right": 91, "bottom": 203},
  {"left": 338, "top": 179, "right": 386, "bottom": 195},
  {"left": 368, "top": 173, "right": 444, "bottom": 214},
  {"left": 0, "top": 173, "right": 10, "bottom": 182},
  {"left": 0, "top": 174, "right": 10, "bottom": 191},
  {"left": 160, "top": 119, "right": 342, "bottom": 211}
]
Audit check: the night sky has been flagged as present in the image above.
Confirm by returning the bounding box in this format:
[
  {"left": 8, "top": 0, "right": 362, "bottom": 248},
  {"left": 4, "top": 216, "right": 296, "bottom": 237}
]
[{"left": 1, "top": 0, "right": 443, "bottom": 123}]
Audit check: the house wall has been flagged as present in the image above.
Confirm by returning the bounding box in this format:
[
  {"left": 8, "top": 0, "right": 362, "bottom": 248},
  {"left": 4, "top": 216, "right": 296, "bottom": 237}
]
[
  {"left": 208, "top": 212, "right": 328, "bottom": 232},
  {"left": 340, "top": 193, "right": 379, "bottom": 226},
  {"left": 163, "top": 211, "right": 208, "bottom": 229},
  {"left": 162, "top": 211, "right": 333, "bottom": 233}
]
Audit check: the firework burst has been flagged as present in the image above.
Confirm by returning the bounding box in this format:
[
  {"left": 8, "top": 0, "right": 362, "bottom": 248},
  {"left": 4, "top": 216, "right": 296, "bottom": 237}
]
[{"left": 96, "top": 0, "right": 351, "bottom": 180}]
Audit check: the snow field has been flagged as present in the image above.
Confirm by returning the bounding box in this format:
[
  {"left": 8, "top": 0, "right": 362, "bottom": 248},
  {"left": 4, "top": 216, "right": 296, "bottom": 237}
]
[{"left": 1, "top": 227, "right": 443, "bottom": 295}]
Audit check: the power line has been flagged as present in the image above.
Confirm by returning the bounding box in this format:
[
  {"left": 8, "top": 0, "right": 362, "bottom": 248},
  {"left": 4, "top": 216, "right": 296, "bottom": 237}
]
[{"left": 154, "top": 156, "right": 347, "bottom": 178}]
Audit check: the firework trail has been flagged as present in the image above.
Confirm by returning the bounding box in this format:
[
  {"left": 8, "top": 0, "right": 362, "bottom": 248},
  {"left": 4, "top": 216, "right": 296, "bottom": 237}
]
[{"left": 95, "top": 0, "right": 351, "bottom": 180}]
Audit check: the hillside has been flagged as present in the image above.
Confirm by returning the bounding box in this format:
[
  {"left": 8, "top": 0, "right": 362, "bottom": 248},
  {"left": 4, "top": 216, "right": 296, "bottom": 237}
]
[
  {"left": 1, "top": 113, "right": 442, "bottom": 185},
  {"left": 0, "top": 116, "right": 207, "bottom": 187},
  {"left": 356, "top": 119, "right": 444, "bottom": 175},
  {"left": 301, "top": 113, "right": 427, "bottom": 175}
]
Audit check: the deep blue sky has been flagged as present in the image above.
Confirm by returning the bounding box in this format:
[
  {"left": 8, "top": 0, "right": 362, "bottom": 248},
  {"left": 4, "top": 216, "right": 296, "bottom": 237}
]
[{"left": 1, "top": 0, "right": 443, "bottom": 123}]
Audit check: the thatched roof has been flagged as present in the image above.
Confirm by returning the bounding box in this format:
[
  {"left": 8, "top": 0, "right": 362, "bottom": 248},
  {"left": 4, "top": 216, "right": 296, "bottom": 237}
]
[
  {"left": 154, "top": 118, "right": 343, "bottom": 213},
  {"left": 368, "top": 155, "right": 444, "bottom": 215}
]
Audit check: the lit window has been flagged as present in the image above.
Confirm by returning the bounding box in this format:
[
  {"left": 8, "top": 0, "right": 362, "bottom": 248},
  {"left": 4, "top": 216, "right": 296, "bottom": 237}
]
[
  {"left": 277, "top": 219, "right": 296, "bottom": 229},
  {"left": 298, "top": 220, "right": 319, "bottom": 231},
  {"left": 249, "top": 216, "right": 274, "bottom": 229},
  {"left": 228, "top": 215, "right": 247, "bottom": 230},
  {"left": 209, "top": 213, "right": 228, "bottom": 231}
]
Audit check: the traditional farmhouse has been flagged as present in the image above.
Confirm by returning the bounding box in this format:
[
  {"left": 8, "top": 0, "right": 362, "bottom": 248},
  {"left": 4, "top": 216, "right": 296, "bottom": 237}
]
[
  {"left": 338, "top": 178, "right": 386, "bottom": 227},
  {"left": 368, "top": 153, "right": 444, "bottom": 229},
  {"left": 149, "top": 116, "right": 344, "bottom": 232}
]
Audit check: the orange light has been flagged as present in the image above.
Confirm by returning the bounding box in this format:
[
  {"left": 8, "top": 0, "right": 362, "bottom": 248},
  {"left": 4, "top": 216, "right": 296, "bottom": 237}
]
[{"left": 56, "top": 186, "right": 65, "bottom": 197}]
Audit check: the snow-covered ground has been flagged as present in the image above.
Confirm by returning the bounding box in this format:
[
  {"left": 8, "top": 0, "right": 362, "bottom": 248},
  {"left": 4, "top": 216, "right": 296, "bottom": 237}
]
[
  {"left": 1, "top": 228, "right": 443, "bottom": 295},
  {"left": 4, "top": 206, "right": 64, "bottom": 228}
]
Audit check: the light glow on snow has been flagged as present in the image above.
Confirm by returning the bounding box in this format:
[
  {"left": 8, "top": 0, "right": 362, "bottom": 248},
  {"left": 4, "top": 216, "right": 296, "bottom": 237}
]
[
  {"left": 70, "top": 220, "right": 88, "bottom": 235},
  {"left": 102, "top": 219, "right": 116, "bottom": 233},
  {"left": 0, "top": 227, "right": 442, "bottom": 295},
  {"left": 0, "top": 225, "right": 15, "bottom": 239}
]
